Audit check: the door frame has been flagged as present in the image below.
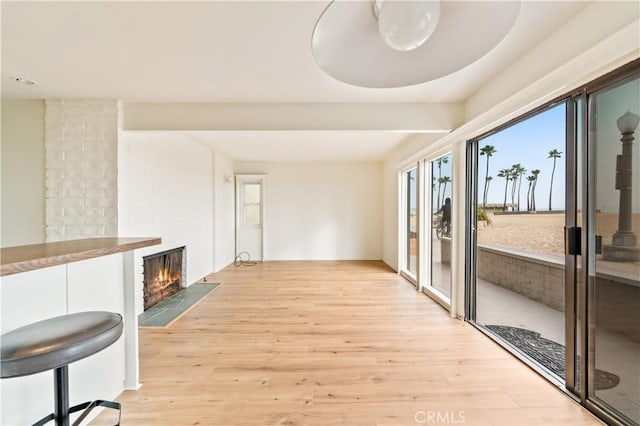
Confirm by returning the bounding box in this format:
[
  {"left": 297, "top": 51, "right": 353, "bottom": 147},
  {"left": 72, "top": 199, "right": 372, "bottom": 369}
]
[
  {"left": 399, "top": 164, "right": 420, "bottom": 285},
  {"left": 235, "top": 174, "right": 266, "bottom": 262},
  {"left": 421, "top": 152, "right": 454, "bottom": 310}
]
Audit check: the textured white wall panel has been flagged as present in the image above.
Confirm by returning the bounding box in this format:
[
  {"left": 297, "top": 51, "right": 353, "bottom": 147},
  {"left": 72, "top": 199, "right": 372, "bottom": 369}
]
[{"left": 45, "top": 100, "right": 118, "bottom": 241}]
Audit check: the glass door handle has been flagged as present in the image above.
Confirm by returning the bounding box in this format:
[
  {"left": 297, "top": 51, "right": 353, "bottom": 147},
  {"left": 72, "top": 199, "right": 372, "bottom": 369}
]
[
  {"left": 565, "top": 226, "right": 582, "bottom": 255},
  {"left": 595, "top": 235, "right": 602, "bottom": 255}
]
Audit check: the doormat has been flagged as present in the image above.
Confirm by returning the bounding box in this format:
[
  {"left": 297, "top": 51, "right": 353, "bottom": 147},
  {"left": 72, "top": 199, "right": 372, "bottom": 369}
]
[
  {"left": 139, "top": 283, "right": 219, "bottom": 328},
  {"left": 485, "top": 325, "right": 620, "bottom": 390}
]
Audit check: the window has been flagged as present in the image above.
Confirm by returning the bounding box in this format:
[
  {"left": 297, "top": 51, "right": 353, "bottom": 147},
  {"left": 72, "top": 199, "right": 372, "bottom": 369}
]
[{"left": 243, "top": 183, "right": 261, "bottom": 226}]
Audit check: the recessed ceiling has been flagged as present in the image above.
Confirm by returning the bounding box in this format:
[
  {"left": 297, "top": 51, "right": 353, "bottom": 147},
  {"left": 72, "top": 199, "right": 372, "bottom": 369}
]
[
  {"left": 312, "top": 1, "right": 521, "bottom": 88},
  {"left": 2, "top": 1, "right": 590, "bottom": 103},
  {"left": 1, "top": 1, "right": 592, "bottom": 161}
]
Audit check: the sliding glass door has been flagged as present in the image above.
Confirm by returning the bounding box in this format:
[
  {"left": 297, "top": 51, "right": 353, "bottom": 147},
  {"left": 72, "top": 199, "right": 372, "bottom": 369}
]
[
  {"left": 401, "top": 166, "right": 418, "bottom": 283},
  {"left": 426, "top": 154, "right": 452, "bottom": 303},
  {"left": 467, "top": 60, "right": 640, "bottom": 425},
  {"left": 400, "top": 156, "right": 453, "bottom": 308},
  {"left": 470, "top": 103, "right": 568, "bottom": 382},
  {"left": 585, "top": 73, "right": 639, "bottom": 425}
]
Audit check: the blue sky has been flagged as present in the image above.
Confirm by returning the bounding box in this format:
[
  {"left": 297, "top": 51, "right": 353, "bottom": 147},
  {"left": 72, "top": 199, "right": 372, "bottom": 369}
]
[
  {"left": 407, "top": 104, "right": 565, "bottom": 212},
  {"left": 478, "top": 103, "right": 566, "bottom": 211},
  {"left": 407, "top": 154, "right": 452, "bottom": 212},
  {"left": 408, "top": 80, "right": 639, "bottom": 214},
  {"left": 431, "top": 155, "right": 452, "bottom": 211}
]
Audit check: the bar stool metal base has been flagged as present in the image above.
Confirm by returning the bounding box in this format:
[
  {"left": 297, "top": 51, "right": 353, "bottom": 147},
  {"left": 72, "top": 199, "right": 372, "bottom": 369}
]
[{"left": 32, "top": 366, "right": 121, "bottom": 426}]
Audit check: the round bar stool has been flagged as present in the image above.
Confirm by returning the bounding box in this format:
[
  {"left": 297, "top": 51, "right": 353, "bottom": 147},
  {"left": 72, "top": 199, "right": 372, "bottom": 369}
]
[{"left": 1, "top": 311, "right": 124, "bottom": 426}]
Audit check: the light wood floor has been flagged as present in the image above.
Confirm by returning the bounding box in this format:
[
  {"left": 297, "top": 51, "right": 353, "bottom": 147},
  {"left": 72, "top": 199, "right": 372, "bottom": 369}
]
[{"left": 96, "top": 261, "right": 601, "bottom": 425}]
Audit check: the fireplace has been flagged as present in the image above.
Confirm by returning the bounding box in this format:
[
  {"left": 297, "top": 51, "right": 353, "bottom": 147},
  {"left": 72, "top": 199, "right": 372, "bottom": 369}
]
[{"left": 142, "top": 247, "right": 185, "bottom": 310}]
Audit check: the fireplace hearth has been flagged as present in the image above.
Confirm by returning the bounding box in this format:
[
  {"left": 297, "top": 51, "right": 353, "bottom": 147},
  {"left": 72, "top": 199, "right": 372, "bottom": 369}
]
[{"left": 143, "top": 247, "right": 185, "bottom": 310}]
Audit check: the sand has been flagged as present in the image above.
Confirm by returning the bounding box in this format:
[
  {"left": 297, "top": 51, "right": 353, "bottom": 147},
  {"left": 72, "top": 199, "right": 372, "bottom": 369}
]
[
  {"left": 478, "top": 212, "right": 565, "bottom": 256},
  {"left": 478, "top": 212, "right": 640, "bottom": 258}
]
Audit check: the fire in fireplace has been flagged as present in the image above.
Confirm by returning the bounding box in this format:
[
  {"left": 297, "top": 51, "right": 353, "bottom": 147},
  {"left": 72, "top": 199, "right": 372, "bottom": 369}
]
[{"left": 143, "top": 247, "right": 185, "bottom": 310}]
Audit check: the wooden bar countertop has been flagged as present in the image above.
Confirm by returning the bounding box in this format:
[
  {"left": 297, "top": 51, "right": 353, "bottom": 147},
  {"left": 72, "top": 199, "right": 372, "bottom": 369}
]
[{"left": 1, "top": 237, "right": 161, "bottom": 277}]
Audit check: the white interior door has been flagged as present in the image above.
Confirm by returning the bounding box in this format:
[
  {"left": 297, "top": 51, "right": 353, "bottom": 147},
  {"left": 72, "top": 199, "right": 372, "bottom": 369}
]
[{"left": 235, "top": 175, "right": 265, "bottom": 261}]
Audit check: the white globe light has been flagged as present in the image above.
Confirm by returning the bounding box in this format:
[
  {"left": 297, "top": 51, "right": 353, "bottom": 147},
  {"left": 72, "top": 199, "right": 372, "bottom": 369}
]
[
  {"left": 617, "top": 111, "right": 640, "bottom": 133},
  {"left": 377, "top": 0, "right": 441, "bottom": 52}
]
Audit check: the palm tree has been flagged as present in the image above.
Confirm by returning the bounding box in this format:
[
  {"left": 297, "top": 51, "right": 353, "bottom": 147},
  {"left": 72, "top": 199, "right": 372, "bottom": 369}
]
[
  {"left": 548, "top": 149, "right": 562, "bottom": 211},
  {"left": 497, "top": 168, "right": 511, "bottom": 211},
  {"left": 484, "top": 176, "right": 493, "bottom": 209},
  {"left": 511, "top": 168, "right": 519, "bottom": 211},
  {"left": 436, "top": 157, "right": 449, "bottom": 210},
  {"left": 508, "top": 165, "right": 519, "bottom": 211},
  {"left": 440, "top": 176, "right": 451, "bottom": 206},
  {"left": 479, "top": 145, "right": 496, "bottom": 208},
  {"left": 526, "top": 175, "right": 536, "bottom": 211},
  {"left": 531, "top": 169, "right": 541, "bottom": 211},
  {"left": 511, "top": 163, "right": 526, "bottom": 211}
]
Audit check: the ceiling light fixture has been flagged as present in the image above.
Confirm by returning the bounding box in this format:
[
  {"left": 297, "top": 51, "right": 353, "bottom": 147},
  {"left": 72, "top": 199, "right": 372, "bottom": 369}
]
[
  {"left": 12, "top": 76, "right": 38, "bottom": 86},
  {"left": 373, "top": 0, "right": 440, "bottom": 52},
  {"left": 312, "top": 1, "right": 521, "bottom": 88}
]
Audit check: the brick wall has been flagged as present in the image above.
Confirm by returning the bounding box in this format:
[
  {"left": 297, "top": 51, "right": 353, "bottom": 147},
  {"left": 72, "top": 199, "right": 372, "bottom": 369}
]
[
  {"left": 45, "top": 100, "right": 118, "bottom": 241},
  {"left": 118, "top": 132, "right": 214, "bottom": 314},
  {"left": 477, "top": 245, "right": 565, "bottom": 311},
  {"left": 478, "top": 244, "right": 639, "bottom": 340}
]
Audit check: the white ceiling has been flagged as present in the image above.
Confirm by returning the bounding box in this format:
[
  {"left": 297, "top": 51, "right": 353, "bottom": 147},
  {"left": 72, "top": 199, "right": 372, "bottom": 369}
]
[
  {"left": 131, "top": 130, "right": 418, "bottom": 162},
  {"left": 1, "top": 1, "right": 591, "bottom": 161}
]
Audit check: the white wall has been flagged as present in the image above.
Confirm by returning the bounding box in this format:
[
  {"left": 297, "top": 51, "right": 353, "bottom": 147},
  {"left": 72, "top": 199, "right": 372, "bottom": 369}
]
[
  {"left": 234, "top": 161, "right": 382, "bottom": 260},
  {"left": 45, "top": 100, "right": 118, "bottom": 241},
  {"left": 212, "top": 150, "right": 235, "bottom": 271},
  {"left": 118, "top": 132, "right": 214, "bottom": 313},
  {"left": 1, "top": 100, "right": 46, "bottom": 247}
]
